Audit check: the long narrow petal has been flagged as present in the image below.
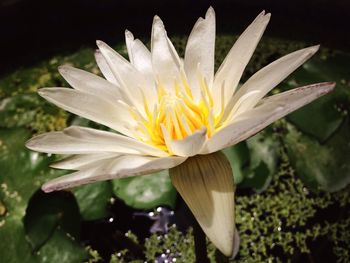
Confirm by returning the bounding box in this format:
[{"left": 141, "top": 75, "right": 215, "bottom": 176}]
[
  {"left": 125, "top": 30, "right": 153, "bottom": 75},
  {"left": 170, "top": 152, "right": 236, "bottom": 256},
  {"left": 94, "top": 49, "right": 119, "bottom": 85},
  {"left": 184, "top": 7, "right": 216, "bottom": 100},
  {"left": 51, "top": 153, "right": 120, "bottom": 170},
  {"left": 38, "top": 88, "right": 135, "bottom": 137},
  {"left": 42, "top": 155, "right": 186, "bottom": 192},
  {"left": 125, "top": 30, "right": 158, "bottom": 107},
  {"left": 203, "top": 82, "right": 335, "bottom": 153},
  {"left": 96, "top": 40, "right": 147, "bottom": 115},
  {"left": 26, "top": 126, "right": 169, "bottom": 157},
  {"left": 151, "top": 15, "right": 181, "bottom": 92},
  {"left": 58, "top": 65, "right": 123, "bottom": 103},
  {"left": 222, "top": 45, "right": 320, "bottom": 123},
  {"left": 212, "top": 11, "right": 270, "bottom": 113},
  {"left": 168, "top": 128, "right": 207, "bottom": 157}
]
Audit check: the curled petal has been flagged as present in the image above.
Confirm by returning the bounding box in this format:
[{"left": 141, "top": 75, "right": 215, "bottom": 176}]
[{"left": 168, "top": 128, "right": 207, "bottom": 157}]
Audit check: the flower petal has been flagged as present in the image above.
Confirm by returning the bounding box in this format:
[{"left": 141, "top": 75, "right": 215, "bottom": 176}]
[
  {"left": 125, "top": 30, "right": 153, "bottom": 75},
  {"left": 26, "top": 126, "right": 168, "bottom": 157},
  {"left": 184, "top": 7, "right": 216, "bottom": 100},
  {"left": 221, "top": 45, "right": 320, "bottom": 123},
  {"left": 212, "top": 11, "right": 270, "bottom": 113},
  {"left": 42, "top": 155, "right": 186, "bottom": 192},
  {"left": 96, "top": 40, "right": 147, "bottom": 115},
  {"left": 168, "top": 128, "right": 207, "bottom": 157},
  {"left": 38, "top": 88, "right": 135, "bottom": 137},
  {"left": 203, "top": 82, "right": 335, "bottom": 153},
  {"left": 125, "top": 30, "right": 158, "bottom": 107},
  {"left": 51, "top": 153, "right": 120, "bottom": 170},
  {"left": 151, "top": 15, "right": 181, "bottom": 92},
  {"left": 58, "top": 65, "right": 123, "bottom": 103},
  {"left": 170, "top": 151, "right": 235, "bottom": 256},
  {"left": 95, "top": 49, "right": 119, "bottom": 85}
]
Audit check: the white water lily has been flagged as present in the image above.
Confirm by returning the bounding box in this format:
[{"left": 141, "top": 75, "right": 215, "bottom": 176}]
[{"left": 26, "top": 7, "right": 334, "bottom": 257}]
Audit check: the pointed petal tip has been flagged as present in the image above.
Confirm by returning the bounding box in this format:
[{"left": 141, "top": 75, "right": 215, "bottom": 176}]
[
  {"left": 41, "top": 183, "right": 55, "bottom": 193},
  {"left": 37, "top": 88, "right": 48, "bottom": 97},
  {"left": 206, "top": 6, "right": 215, "bottom": 17},
  {"left": 125, "top": 29, "right": 134, "bottom": 39},
  {"left": 153, "top": 15, "right": 162, "bottom": 23},
  {"left": 96, "top": 40, "right": 106, "bottom": 48},
  {"left": 25, "top": 138, "right": 34, "bottom": 149},
  {"left": 319, "top": 81, "right": 336, "bottom": 92}
]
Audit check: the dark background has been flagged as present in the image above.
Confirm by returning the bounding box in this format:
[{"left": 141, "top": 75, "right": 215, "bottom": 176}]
[{"left": 0, "top": 0, "right": 349, "bottom": 75}]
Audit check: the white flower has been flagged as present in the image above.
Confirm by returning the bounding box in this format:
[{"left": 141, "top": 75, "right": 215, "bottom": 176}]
[{"left": 26, "top": 7, "right": 334, "bottom": 256}]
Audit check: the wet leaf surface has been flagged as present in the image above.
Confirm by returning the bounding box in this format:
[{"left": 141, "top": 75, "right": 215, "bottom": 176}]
[
  {"left": 284, "top": 120, "right": 350, "bottom": 192},
  {"left": 112, "top": 170, "right": 177, "bottom": 210}
]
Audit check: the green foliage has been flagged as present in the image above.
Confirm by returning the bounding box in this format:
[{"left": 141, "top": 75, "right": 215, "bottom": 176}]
[
  {"left": 73, "top": 181, "right": 113, "bottom": 220},
  {"left": 0, "top": 128, "right": 87, "bottom": 262},
  {"left": 112, "top": 170, "right": 177, "bottom": 210}
]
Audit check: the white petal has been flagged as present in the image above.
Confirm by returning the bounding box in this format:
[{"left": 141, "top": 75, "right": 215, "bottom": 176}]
[
  {"left": 170, "top": 152, "right": 235, "bottom": 256},
  {"left": 169, "top": 128, "right": 207, "bottom": 157},
  {"left": 184, "top": 7, "right": 216, "bottom": 100},
  {"left": 26, "top": 126, "right": 169, "bottom": 157},
  {"left": 151, "top": 16, "right": 180, "bottom": 92},
  {"left": 212, "top": 11, "right": 270, "bottom": 113},
  {"left": 58, "top": 65, "right": 122, "bottom": 103},
  {"left": 202, "top": 82, "right": 335, "bottom": 153},
  {"left": 125, "top": 30, "right": 153, "bottom": 74},
  {"left": 125, "top": 30, "right": 158, "bottom": 107},
  {"left": 42, "top": 155, "right": 186, "bottom": 192},
  {"left": 222, "top": 45, "right": 320, "bottom": 123},
  {"left": 38, "top": 88, "right": 135, "bottom": 137},
  {"left": 94, "top": 49, "right": 119, "bottom": 85},
  {"left": 51, "top": 153, "right": 120, "bottom": 170},
  {"left": 96, "top": 40, "right": 147, "bottom": 115}
]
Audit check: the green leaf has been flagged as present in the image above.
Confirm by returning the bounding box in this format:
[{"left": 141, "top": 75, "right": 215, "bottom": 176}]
[
  {"left": 240, "top": 131, "right": 280, "bottom": 192},
  {"left": 0, "top": 128, "right": 87, "bottom": 262},
  {"left": 24, "top": 190, "right": 81, "bottom": 250},
  {"left": 283, "top": 53, "right": 350, "bottom": 141},
  {"left": 284, "top": 121, "right": 350, "bottom": 192},
  {"left": 73, "top": 181, "right": 113, "bottom": 220},
  {"left": 38, "top": 227, "right": 87, "bottom": 263},
  {"left": 222, "top": 142, "right": 250, "bottom": 184},
  {"left": 112, "top": 170, "right": 177, "bottom": 210}
]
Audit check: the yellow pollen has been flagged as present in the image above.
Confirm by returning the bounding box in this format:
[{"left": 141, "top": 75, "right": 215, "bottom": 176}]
[{"left": 132, "top": 78, "right": 223, "bottom": 152}]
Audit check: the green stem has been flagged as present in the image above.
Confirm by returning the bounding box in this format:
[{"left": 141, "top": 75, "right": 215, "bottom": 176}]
[{"left": 192, "top": 218, "right": 210, "bottom": 263}]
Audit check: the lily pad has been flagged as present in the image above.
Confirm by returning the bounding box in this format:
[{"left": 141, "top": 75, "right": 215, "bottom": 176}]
[
  {"left": 0, "top": 128, "right": 87, "bottom": 262},
  {"left": 222, "top": 142, "right": 249, "bottom": 184},
  {"left": 112, "top": 170, "right": 177, "bottom": 210},
  {"left": 239, "top": 131, "right": 280, "bottom": 192},
  {"left": 284, "top": 120, "right": 350, "bottom": 192},
  {"left": 24, "top": 190, "right": 81, "bottom": 251},
  {"left": 283, "top": 53, "right": 350, "bottom": 142},
  {"left": 73, "top": 181, "right": 113, "bottom": 220}
]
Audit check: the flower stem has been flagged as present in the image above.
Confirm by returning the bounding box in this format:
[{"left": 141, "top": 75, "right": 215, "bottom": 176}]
[
  {"left": 192, "top": 217, "right": 210, "bottom": 263},
  {"left": 215, "top": 249, "right": 230, "bottom": 263}
]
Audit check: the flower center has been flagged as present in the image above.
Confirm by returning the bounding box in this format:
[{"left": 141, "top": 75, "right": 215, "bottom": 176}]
[{"left": 132, "top": 76, "right": 221, "bottom": 152}]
